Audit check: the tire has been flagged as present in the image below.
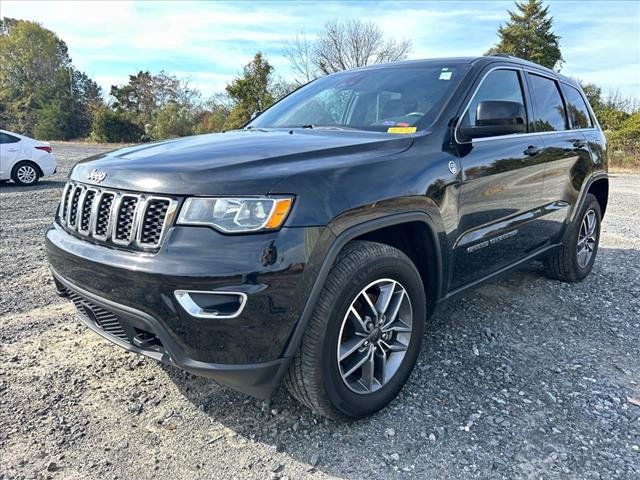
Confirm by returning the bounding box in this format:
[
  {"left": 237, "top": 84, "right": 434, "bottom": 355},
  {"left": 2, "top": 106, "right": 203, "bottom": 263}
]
[
  {"left": 544, "top": 193, "right": 602, "bottom": 282},
  {"left": 285, "top": 240, "right": 426, "bottom": 419},
  {"left": 11, "top": 161, "right": 40, "bottom": 186}
]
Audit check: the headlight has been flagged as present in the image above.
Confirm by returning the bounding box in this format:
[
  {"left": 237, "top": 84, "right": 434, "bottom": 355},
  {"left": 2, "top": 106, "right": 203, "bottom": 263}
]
[{"left": 177, "top": 197, "right": 293, "bottom": 233}]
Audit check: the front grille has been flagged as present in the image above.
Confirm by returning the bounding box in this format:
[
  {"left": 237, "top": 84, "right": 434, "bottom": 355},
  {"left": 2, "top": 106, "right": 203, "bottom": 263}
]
[
  {"left": 66, "top": 289, "right": 130, "bottom": 342},
  {"left": 57, "top": 181, "right": 178, "bottom": 251},
  {"left": 78, "top": 189, "right": 97, "bottom": 234},
  {"left": 114, "top": 196, "right": 139, "bottom": 243},
  {"left": 140, "top": 199, "right": 171, "bottom": 245},
  {"left": 68, "top": 186, "right": 82, "bottom": 228},
  {"left": 94, "top": 193, "right": 114, "bottom": 239}
]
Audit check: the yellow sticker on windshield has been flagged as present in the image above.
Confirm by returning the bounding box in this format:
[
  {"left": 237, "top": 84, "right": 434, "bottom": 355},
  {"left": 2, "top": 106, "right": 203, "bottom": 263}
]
[{"left": 387, "top": 126, "right": 417, "bottom": 134}]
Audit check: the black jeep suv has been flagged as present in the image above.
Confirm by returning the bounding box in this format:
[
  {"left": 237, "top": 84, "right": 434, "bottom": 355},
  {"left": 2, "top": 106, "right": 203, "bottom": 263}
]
[{"left": 47, "top": 56, "right": 608, "bottom": 419}]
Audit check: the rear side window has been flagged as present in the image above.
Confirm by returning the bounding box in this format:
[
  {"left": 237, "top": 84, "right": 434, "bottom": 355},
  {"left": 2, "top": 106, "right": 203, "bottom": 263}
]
[
  {"left": 561, "top": 84, "right": 593, "bottom": 129},
  {"left": 527, "top": 74, "right": 567, "bottom": 132},
  {"left": 462, "top": 69, "right": 526, "bottom": 130},
  {"left": 0, "top": 133, "right": 20, "bottom": 144}
]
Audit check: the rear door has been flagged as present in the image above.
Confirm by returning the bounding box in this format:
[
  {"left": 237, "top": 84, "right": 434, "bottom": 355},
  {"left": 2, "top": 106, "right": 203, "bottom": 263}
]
[
  {"left": 451, "top": 67, "right": 548, "bottom": 290},
  {"left": 561, "top": 82, "right": 606, "bottom": 167},
  {"left": 0, "top": 132, "right": 22, "bottom": 179},
  {"left": 525, "top": 73, "right": 594, "bottom": 243}
]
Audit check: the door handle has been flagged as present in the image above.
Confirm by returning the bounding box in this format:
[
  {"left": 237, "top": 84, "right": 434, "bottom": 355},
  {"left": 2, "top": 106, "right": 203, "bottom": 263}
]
[
  {"left": 524, "top": 145, "right": 541, "bottom": 156},
  {"left": 7, "top": 148, "right": 18, "bottom": 152}
]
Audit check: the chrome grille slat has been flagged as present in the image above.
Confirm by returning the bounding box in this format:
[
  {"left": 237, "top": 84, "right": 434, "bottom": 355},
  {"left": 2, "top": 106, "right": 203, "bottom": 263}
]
[
  {"left": 57, "top": 181, "right": 178, "bottom": 252},
  {"left": 66, "top": 185, "right": 84, "bottom": 229},
  {"left": 137, "top": 197, "right": 174, "bottom": 248},
  {"left": 112, "top": 194, "right": 140, "bottom": 245},
  {"left": 93, "top": 191, "right": 115, "bottom": 240},
  {"left": 78, "top": 189, "right": 98, "bottom": 236},
  {"left": 59, "top": 183, "right": 72, "bottom": 222}
]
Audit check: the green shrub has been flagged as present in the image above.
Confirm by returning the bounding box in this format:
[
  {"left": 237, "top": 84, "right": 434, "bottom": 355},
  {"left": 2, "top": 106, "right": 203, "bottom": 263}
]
[
  {"left": 606, "top": 113, "right": 640, "bottom": 169},
  {"left": 150, "top": 103, "right": 194, "bottom": 140},
  {"left": 90, "top": 108, "right": 142, "bottom": 143}
]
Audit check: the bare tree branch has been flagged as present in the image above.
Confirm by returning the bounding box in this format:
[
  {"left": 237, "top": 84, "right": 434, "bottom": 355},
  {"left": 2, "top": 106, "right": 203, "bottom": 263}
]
[
  {"left": 284, "top": 19, "right": 412, "bottom": 82},
  {"left": 283, "top": 32, "right": 318, "bottom": 85}
]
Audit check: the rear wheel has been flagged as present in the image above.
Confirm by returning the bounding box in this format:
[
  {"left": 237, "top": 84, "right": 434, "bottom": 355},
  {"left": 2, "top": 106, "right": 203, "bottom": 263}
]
[
  {"left": 544, "top": 193, "right": 602, "bottom": 282},
  {"left": 285, "top": 241, "right": 426, "bottom": 419},
  {"left": 11, "top": 161, "right": 40, "bottom": 186}
]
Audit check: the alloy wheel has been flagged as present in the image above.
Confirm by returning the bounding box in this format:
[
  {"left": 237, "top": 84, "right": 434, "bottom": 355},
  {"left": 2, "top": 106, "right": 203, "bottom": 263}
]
[
  {"left": 577, "top": 208, "right": 597, "bottom": 268},
  {"left": 336, "top": 278, "right": 413, "bottom": 394},
  {"left": 16, "top": 165, "right": 37, "bottom": 184}
]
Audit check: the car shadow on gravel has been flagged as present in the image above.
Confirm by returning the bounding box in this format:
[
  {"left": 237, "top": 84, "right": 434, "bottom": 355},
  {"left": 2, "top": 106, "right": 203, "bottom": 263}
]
[
  {"left": 0, "top": 179, "right": 67, "bottom": 192},
  {"left": 159, "top": 248, "right": 640, "bottom": 478}
]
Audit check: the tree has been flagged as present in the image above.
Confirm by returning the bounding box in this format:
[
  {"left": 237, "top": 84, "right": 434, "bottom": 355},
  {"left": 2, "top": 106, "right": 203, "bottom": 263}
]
[
  {"left": 0, "top": 17, "right": 103, "bottom": 138},
  {"left": 284, "top": 20, "right": 412, "bottom": 84},
  {"left": 607, "top": 112, "right": 640, "bottom": 169},
  {"left": 110, "top": 71, "right": 198, "bottom": 128},
  {"left": 486, "top": 0, "right": 562, "bottom": 70},
  {"left": 579, "top": 82, "right": 638, "bottom": 131},
  {"left": 224, "top": 53, "right": 275, "bottom": 129},
  {"left": 150, "top": 102, "right": 194, "bottom": 140},
  {"left": 90, "top": 107, "right": 143, "bottom": 143},
  {"left": 284, "top": 32, "right": 319, "bottom": 84},
  {"left": 0, "top": 18, "right": 70, "bottom": 135},
  {"left": 194, "top": 94, "right": 233, "bottom": 134}
]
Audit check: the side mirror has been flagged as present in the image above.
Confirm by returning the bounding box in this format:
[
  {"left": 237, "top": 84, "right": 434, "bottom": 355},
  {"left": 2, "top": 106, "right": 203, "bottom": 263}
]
[{"left": 459, "top": 100, "right": 526, "bottom": 141}]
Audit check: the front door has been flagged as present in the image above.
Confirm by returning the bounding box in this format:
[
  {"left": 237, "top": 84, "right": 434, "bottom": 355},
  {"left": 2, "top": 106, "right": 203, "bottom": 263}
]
[{"left": 451, "top": 67, "right": 548, "bottom": 290}]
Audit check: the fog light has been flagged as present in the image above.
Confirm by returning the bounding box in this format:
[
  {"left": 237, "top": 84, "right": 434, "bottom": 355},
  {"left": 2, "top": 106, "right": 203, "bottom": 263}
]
[{"left": 174, "top": 290, "right": 247, "bottom": 319}]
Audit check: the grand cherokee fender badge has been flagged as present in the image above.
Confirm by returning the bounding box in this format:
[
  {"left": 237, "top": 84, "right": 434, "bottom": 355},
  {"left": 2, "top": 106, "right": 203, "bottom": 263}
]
[
  {"left": 467, "top": 229, "right": 518, "bottom": 253},
  {"left": 87, "top": 169, "right": 107, "bottom": 183}
]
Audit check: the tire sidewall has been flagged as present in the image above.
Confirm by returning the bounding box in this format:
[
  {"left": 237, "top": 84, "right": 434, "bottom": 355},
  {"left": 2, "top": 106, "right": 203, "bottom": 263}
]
[
  {"left": 568, "top": 195, "right": 602, "bottom": 279},
  {"left": 320, "top": 253, "right": 426, "bottom": 418}
]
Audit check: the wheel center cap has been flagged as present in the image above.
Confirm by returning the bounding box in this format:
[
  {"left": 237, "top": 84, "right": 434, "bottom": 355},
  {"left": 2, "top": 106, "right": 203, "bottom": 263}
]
[{"left": 369, "top": 327, "right": 382, "bottom": 342}]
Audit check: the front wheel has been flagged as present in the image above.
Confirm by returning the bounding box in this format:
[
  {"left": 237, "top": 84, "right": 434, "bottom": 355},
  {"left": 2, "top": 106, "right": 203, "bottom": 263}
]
[
  {"left": 285, "top": 241, "right": 426, "bottom": 419},
  {"left": 544, "top": 193, "right": 602, "bottom": 282}
]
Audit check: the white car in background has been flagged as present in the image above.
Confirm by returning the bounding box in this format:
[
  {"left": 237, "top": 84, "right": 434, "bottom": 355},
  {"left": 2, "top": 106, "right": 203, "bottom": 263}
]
[{"left": 0, "top": 129, "right": 57, "bottom": 186}]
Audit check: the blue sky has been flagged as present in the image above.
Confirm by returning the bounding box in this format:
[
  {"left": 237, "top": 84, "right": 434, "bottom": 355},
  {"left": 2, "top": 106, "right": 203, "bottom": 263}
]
[{"left": 3, "top": 0, "right": 639, "bottom": 100}]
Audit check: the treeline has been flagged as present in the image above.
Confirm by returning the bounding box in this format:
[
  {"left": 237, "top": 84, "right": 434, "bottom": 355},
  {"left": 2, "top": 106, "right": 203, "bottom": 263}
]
[
  {"left": 0, "top": 17, "right": 293, "bottom": 143},
  {"left": 0, "top": 3, "right": 638, "bottom": 168}
]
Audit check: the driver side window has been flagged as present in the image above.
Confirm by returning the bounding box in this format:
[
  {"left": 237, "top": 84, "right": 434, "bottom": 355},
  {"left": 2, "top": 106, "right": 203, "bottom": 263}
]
[{"left": 461, "top": 69, "right": 526, "bottom": 131}]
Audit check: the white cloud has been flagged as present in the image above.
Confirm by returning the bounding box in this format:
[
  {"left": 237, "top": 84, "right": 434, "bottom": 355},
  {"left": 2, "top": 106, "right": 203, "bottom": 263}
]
[{"left": 3, "top": 0, "right": 639, "bottom": 99}]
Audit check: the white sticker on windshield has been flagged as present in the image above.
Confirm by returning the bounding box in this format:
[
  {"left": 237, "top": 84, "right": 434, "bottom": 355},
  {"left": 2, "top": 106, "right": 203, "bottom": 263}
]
[{"left": 439, "top": 71, "right": 452, "bottom": 80}]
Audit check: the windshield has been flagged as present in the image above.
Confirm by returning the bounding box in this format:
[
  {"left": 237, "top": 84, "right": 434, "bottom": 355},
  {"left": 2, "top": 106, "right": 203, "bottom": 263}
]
[{"left": 249, "top": 64, "right": 466, "bottom": 132}]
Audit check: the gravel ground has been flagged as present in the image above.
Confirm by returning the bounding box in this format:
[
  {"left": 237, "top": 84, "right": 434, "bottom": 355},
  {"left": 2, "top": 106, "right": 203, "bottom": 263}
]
[{"left": 1, "top": 142, "right": 638, "bottom": 480}]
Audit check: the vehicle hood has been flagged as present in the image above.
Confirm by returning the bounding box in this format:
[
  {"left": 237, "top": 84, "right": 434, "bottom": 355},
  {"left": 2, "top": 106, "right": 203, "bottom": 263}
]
[{"left": 71, "top": 129, "right": 413, "bottom": 195}]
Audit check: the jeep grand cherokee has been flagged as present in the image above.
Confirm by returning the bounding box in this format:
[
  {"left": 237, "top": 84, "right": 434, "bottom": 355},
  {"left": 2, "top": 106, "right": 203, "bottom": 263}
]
[{"left": 47, "top": 56, "right": 608, "bottom": 419}]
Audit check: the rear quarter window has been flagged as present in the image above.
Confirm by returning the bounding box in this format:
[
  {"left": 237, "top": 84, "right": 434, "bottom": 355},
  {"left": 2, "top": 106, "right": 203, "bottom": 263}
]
[{"left": 561, "top": 84, "right": 593, "bottom": 129}]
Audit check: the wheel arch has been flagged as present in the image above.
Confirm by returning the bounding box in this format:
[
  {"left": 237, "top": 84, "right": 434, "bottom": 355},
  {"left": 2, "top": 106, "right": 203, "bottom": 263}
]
[
  {"left": 587, "top": 177, "right": 609, "bottom": 218},
  {"left": 12, "top": 159, "right": 44, "bottom": 177},
  {"left": 569, "top": 172, "right": 608, "bottom": 224},
  {"left": 351, "top": 220, "right": 441, "bottom": 315},
  {"left": 281, "top": 212, "right": 443, "bottom": 362}
]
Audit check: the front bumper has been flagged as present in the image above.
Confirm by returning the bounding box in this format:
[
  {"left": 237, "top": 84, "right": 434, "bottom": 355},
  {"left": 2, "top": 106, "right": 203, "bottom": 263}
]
[
  {"left": 53, "top": 271, "right": 286, "bottom": 398},
  {"left": 46, "top": 221, "right": 329, "bottom": 398}
]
